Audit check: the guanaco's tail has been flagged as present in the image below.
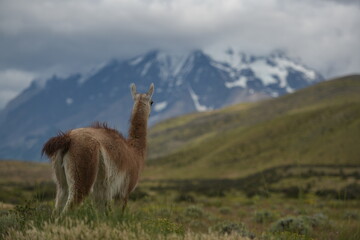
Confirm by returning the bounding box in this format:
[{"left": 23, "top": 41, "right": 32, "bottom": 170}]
[{"left": 42, "top": 131, "right": 71, "bottom": 158}]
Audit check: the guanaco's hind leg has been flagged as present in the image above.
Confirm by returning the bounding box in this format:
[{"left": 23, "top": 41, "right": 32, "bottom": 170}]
[
  {"left": 92, "top": 160, "right": 112, "bottom": 212},
  {"left": 62, "top": 145, "right": 99, "bottom": 213},
  {"left": 113, "top": 195, "right": 128, "bottom": 214},
  {"left": 121, "top": 197, "right": 128, "bottom": 214},
  {"left": 52, "top": 153, "right": 68, "bottom": 214}
]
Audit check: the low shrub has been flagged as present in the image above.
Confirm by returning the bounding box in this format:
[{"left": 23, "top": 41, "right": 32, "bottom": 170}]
[
  {"left": 253, "top": 210, "right": 276, "bottom": 223},
  {"left": 174, "top": 193, "right": 195, "bottom": 203},
  {"left": 270, "top": 216, "right": 312, "bottom": 235},
  {"left": 343, "top": 211, "right": 359, "bottom": 220},
  {"left": 184, "top": 205, "right": 204, "bottom": 218},
  {"left": 219, "top": 207, "right": 231, "bottom": 215},
  {"left": 212, "top": 221, "right": 255, "bottom": 239},
  {"left": 302, "top": 213, "right": 328, "bottom": 228},
  {"left": 129, "top": 188, "right": 149, "bottom": 201}
]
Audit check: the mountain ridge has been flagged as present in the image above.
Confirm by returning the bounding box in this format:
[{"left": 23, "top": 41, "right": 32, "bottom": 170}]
[{"left": 0, "top": 49, "right": 323, "bottom": 161}]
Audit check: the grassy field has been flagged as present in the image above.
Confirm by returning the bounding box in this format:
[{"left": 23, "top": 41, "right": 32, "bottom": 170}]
[
  {"left": 1, "top": 75, "right": 360, "bottom": 239},
  {"left": 1, "top": 161, "right": 359, "bottom": 240}
]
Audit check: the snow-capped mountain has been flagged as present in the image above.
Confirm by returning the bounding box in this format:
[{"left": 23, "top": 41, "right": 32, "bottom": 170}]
[{"left": 0, "top": 49, "right": 323, "bottom": 161}]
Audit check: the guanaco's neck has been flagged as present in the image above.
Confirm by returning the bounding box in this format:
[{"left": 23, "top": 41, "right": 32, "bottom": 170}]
[{"left": 128, "top": 101, "right": 148, "bottom": 158}]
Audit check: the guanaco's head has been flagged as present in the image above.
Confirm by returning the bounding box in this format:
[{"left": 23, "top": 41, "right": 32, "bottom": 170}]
[{"left": 130, "top": 83, "right": 154, "bottom": 118}]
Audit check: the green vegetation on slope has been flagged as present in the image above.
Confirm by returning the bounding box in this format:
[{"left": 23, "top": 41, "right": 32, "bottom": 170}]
[
  {"left": 146, "top": 75, "right": 360, "bottom": 179},
  {"left": 1, "top": 184, "right": 360, "bottom": 240}
]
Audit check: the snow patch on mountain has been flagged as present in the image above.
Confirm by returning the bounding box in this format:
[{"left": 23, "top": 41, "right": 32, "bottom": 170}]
[
  {"left": 225, "top": 76, "right": 247, "bottom": 88},
  {"left": 155, "top": 52, "right": 189, "bottom": 82},
  {"left": 78, "top": 62, "right": 108, "bottom": 84},
  {"left": 129, "top": 55, "right": 144, "bottom": 66},
  {"left": 275, "top": 58, "right": 316, "bottom": 80},
  {"left": 205, "top": 49, "right": 321, "bottom": 93},
  {"left": 210, "top": 61, "right": 232, "bottom": 73},
  {"left": 173, "top": 56, "right": 189, "bottom": 76},
  {"left": 188, "top": 86, "right": 211, "bottom": 112},
  {"left": 286, "top": 86, "right": 294, "bottom": 93},
  {"left": 181, "top": 54, "right": 195, "bottom": 76},
  {"left": 154, "top": 101, "right": 167, "bottom": 112},
  {"left": 141, "top": 62, "right": 152, "bottom": 76},
  {"left": 247, "top": 59, "right": 287, "bottom": 86},
  {"left": 271, "top": 92, "right": 279, "bottom": 97},
  {"left": 66, "top": 98, "right": 73, "bottom": 105}
]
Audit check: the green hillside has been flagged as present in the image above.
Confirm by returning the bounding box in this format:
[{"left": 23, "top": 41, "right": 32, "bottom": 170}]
[{"left": 145, "top": 75, "right": 360, "bottom": 179}]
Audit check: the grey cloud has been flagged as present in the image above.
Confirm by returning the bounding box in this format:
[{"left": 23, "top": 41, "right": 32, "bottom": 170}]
[
  {"left": 0, "top": 0, "right": 359, "bottom": 108},
  {"left": 0, "top": 69, "right": 35, "bottom": 108},
  {"left": 0, "top": 90, "right": 17, "bottom": 109},
  {"left": 324, "top": 0, "right": 360, "bottom": 6}
]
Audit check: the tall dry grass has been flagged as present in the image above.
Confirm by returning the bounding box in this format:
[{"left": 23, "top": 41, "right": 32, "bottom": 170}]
[{"left": 5, "top": 219, "right": 251, "bottom": 240}]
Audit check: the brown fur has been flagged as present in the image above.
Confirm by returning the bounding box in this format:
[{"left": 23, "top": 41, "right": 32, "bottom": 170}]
[
  {"left": 42, "top": 83, "right": 154, "bottom": 214},
  {"left": 90, "top": 121, "right": 125, "bottom": 138},
  {"left": 41, "top": 131, "right": 71, "bottom": 158}
]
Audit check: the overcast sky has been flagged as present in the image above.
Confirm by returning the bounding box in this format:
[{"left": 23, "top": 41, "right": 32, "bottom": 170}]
[{"left": 0, "top": 0, "right": 359, "bottom": 109}]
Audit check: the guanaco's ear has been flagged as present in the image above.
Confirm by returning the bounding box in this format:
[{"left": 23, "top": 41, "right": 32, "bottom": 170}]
[
  {"left": 147, "top": 83, "right": 154, "bottom": 98},
  {"left": 130, "top": 83, "right": 137, "bottom": 99}
]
